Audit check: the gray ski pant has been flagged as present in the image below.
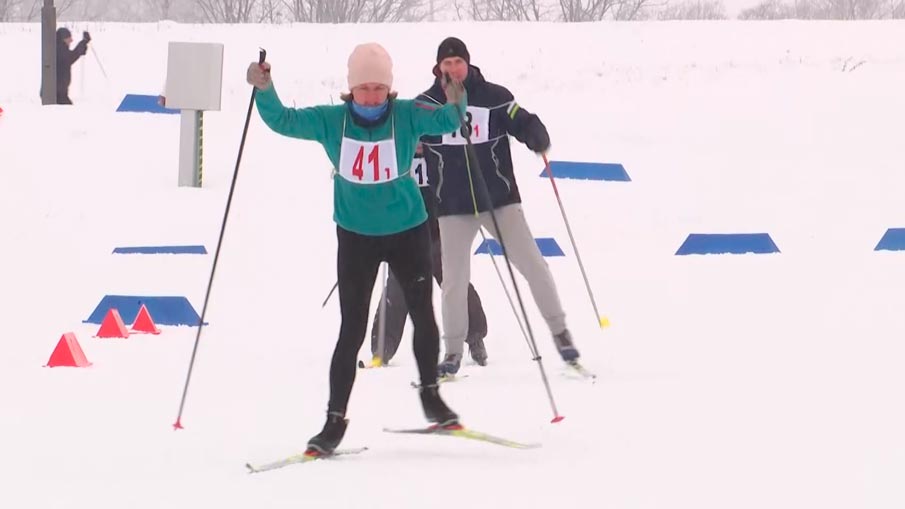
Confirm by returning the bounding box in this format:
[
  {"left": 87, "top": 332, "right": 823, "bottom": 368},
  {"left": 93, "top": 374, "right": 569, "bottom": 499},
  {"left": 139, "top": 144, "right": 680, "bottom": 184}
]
[{"left": 438, "top": 203, "right": 567, "bottom": 356}]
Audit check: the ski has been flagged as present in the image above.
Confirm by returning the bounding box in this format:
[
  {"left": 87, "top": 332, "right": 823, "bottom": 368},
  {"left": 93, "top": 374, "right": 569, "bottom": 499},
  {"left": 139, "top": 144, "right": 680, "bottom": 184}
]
[
  {"left": 358, "top": 359, "right": 398, "bottom": 369},
  {"left": 410, "top": 374, "right": 469, "bottom": 388},
  {"left": 245, "top": 447, "right": 368, "bottom": 473},
  {"left": 383, "top": 424, "right": 540, "bottom": 449},
  {"left": 565, "top": 361, "right": 597, "bottom": 381}
]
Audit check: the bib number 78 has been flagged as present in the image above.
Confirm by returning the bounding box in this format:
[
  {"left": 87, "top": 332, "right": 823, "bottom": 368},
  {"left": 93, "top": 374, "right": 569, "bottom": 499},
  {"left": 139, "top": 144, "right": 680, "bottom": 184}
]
[
  {"left": 442, "top": 106, "right": 490, "bottom": 146},
  {"left": 449, "top": 111, "right": 478, "bottom": 140}
]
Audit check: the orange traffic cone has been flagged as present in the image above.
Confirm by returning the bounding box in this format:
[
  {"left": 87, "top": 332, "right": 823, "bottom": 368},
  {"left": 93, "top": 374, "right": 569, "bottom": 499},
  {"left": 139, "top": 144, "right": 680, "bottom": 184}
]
[
  {"left": 131, "top": 304, "right": 161, "bottom": 334},
  {"left": 96, "top": 308, "right": 129, "bottom": 338},
  {"left": 46, "top": 332, "right": 92, "bottom": 367}
]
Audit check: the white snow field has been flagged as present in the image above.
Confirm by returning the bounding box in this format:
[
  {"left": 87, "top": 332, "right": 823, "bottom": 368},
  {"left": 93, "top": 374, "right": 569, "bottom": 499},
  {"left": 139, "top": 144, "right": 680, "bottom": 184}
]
[{"left": 1, "top": 20, "right": 905, "bottom": 509}]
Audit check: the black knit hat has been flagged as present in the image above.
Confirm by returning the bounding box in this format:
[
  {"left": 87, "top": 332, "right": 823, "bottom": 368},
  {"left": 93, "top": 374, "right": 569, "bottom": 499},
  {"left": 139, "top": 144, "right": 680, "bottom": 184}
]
[
  {"left": 56, "top": 27, "right": 72, "bottom": 40},
  {"left": 436, "top": 37, "right": 470, "bottom": 64}
]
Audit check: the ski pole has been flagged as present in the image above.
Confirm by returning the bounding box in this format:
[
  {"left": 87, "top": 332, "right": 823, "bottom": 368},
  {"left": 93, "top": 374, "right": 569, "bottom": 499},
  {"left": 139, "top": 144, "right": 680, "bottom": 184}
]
[
  {"left": 321, "top": 281, "right": 338, "bottom": 308},
  {"left": 478, "top": 227, "right": 529, "bottom": 346},
  {"left": 173, "top": 48, "right": 266, "bottom": 430},
  {"left": 541, "top": 154, "right": 609, "bottom": 329},
  {"left": 450, "top": 82, "right": 563, "bottom": 423},
  {"left": 373, "top": 262, "right": 388, "bottom": 366},
  {"left": 90, "top": 46, "right": 108, "bottom": 80}
]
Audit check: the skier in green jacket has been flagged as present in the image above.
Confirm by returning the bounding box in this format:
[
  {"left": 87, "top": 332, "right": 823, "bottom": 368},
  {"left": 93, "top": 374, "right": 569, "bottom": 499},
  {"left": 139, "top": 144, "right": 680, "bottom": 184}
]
[{"left": 247, "top": 43, "right": 466, "bottom": 455}]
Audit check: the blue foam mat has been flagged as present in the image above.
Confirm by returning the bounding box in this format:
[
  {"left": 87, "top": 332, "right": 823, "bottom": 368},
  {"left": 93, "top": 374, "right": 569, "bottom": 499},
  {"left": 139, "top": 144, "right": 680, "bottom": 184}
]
[
  {"left": 475, "top": 237, "right": 565, "bottom": 257},
  {"left": 116, "top": 94, "right": 179, "bottom": 114},
  {"left": 875, "top": 228, "right": 905, "bottom": 251},
  {"left": 540, "top": 161, "right": 631, "bottom": 181},
  {"left": 112, "top": 245, "right": 208, "bottom": 255},
  {"left": 85, "top": 295, "right": 203, "bottom": 326},
  {"left": 676, "top": 233, "right": 780, "bottom": 255}
]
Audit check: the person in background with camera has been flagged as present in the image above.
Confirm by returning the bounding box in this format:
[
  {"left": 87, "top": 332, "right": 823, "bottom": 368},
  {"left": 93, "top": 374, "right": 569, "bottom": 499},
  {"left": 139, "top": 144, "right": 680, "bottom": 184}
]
[{"left": 53, "top": 27, "right": 90, "bottom": 105}]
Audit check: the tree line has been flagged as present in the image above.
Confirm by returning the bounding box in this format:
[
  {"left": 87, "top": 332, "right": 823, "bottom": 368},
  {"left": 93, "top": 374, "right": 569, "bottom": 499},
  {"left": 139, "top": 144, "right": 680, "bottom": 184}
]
[{"left": 1, "top": 0, "right": 902, "bottom": 22}]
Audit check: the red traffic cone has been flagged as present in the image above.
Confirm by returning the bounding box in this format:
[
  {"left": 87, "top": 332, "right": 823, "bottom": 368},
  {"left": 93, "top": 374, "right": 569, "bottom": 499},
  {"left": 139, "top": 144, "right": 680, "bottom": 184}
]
[
  {"left": 46, "top": 332, "right": 92, "bottom": 367},
  {"left": 131, "top": 304, "right": 160, "bottom": 334},
  {"left": 96, "top": 308, "right": 129, "bottom": 338}
]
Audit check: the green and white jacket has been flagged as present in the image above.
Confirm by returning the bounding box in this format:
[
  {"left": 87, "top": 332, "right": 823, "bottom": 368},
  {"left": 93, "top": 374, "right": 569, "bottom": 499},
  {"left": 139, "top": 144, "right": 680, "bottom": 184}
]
[{"left": 255, "top": 84, "right": 465, "bottom": 236}]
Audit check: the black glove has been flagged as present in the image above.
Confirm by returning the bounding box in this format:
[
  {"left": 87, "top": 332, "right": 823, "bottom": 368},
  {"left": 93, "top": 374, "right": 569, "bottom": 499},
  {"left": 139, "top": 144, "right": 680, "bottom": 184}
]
[
  {"left": 524, "top": 124, "right": 550, "bottom": 153},
  {"left": 82, "top": 31, "right": 91, "bottom": 42}
]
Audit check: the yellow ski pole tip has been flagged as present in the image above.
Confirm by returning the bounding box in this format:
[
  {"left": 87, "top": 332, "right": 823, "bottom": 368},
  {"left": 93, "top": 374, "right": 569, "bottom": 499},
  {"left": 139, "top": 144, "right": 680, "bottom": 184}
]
[
  {"left": 599, "top": 316, "right": 611, "bottom": 328},
  {"left": 370, "top": 356, "right": 383, "bottom": 368}
]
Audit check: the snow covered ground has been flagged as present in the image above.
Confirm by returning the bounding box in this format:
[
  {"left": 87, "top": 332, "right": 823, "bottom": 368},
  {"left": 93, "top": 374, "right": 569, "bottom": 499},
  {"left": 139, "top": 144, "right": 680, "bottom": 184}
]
[{"left": 1, "top": 20, "right": 905, "bottom": 508}]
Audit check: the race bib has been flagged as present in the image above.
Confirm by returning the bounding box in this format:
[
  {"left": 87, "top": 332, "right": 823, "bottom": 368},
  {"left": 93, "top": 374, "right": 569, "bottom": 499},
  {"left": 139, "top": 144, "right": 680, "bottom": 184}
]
[
  {"left": 337, "top": 137, "right": 400, "bottom": 184},
  {"left": 442, "top": 106, "right": 490, "bottom": 146},
  {"left": 411, "top": 157, "right": 428, "bottom": 187}
]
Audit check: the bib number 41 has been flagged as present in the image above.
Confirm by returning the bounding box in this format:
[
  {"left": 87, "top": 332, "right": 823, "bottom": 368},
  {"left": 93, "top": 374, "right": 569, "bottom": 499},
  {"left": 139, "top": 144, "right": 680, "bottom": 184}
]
[
  {"left": 352, "top": 145, "right": 392, "bottom": 182},
  {"left": 338, "top": 137, "right": 399, "bottom": 184}
]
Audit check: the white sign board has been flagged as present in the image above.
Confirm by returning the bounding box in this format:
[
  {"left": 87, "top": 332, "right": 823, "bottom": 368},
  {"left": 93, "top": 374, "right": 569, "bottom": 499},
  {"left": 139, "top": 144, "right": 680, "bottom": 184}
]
[{"left": 165, "top": 42, "right": 224, "bottom": 111}]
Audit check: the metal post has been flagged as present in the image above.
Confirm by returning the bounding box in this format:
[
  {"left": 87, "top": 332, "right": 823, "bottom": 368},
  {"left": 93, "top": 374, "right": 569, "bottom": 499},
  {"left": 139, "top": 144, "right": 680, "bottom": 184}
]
[
  {"left": 198, "top": 111, "right": 204, "bottom": 186},
  {"left": 178, "top": 110, "right": 203, "bottom": 187},
  {"left": 40, "top": 0, "right": 57, "bottom": 105}
]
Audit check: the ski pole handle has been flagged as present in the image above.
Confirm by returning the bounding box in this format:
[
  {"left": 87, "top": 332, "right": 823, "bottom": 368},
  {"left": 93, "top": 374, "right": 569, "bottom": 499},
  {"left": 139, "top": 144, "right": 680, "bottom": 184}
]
[{"left": 259, "top": 48, "right": 266, "bottom": 64}]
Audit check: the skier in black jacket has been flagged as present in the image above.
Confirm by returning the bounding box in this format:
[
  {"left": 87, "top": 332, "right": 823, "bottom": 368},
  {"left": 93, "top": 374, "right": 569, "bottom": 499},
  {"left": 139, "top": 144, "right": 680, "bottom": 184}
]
[
  {"left": 418, "top": 37, "right": 581, "bottom": 375},
  {"left": 366, "top": 143, "right": 489, "bottom": 368},
  {"left": 54, "top": 27, "right": 90, "bottom": 104}
]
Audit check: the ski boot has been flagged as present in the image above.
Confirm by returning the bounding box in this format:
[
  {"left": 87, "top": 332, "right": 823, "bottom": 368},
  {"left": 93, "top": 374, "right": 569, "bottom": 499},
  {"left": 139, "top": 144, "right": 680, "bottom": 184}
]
[
  {"left": 306, "top": 411, "right": 348, "bottom": 455},
  {"left": 437, "top": 353, "right": 462, "bottom": 377},
  {"left": 466, "top": 334, "right": 488, "bottom": 366},
  {"left": 553, "top": 329, "right": 580, "bottom": 363},
  {"left": 419, "top": 384, "right": 459, "bottom": 426}
]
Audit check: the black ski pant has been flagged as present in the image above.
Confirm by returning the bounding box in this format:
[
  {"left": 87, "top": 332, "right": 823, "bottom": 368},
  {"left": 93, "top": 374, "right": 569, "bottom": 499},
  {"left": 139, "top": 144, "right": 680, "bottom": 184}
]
[
  {"left": 328, "top": 221, "right": 439, "bottom": 415},
  {"left": 370, "top": 235, "right": 487, "bottom": 362}
]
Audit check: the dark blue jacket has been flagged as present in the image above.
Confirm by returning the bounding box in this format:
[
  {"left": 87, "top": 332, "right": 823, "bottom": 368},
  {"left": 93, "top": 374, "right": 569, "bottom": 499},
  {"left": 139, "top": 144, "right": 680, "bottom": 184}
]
[
  {"left": 56, "top": 32, "right": 88, "bottom": 97},
  {"left": 417, "top": 65, "right": 550, "bottom": 217}
]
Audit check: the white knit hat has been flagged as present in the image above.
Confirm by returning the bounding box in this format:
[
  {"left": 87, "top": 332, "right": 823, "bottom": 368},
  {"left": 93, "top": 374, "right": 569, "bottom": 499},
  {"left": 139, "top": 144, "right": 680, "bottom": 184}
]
[{"left": 347, "top": 43, "right": 393, "bottom": 90}]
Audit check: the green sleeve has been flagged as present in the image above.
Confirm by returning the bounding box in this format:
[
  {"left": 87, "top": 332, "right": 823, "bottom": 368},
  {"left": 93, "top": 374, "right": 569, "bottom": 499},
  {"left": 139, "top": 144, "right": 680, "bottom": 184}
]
[
  {"left": 255, "top": 84, "right": 334, "bottom": 142},
  {"left": 411, "top": 91, "right": 468, "bottom": 136}
]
